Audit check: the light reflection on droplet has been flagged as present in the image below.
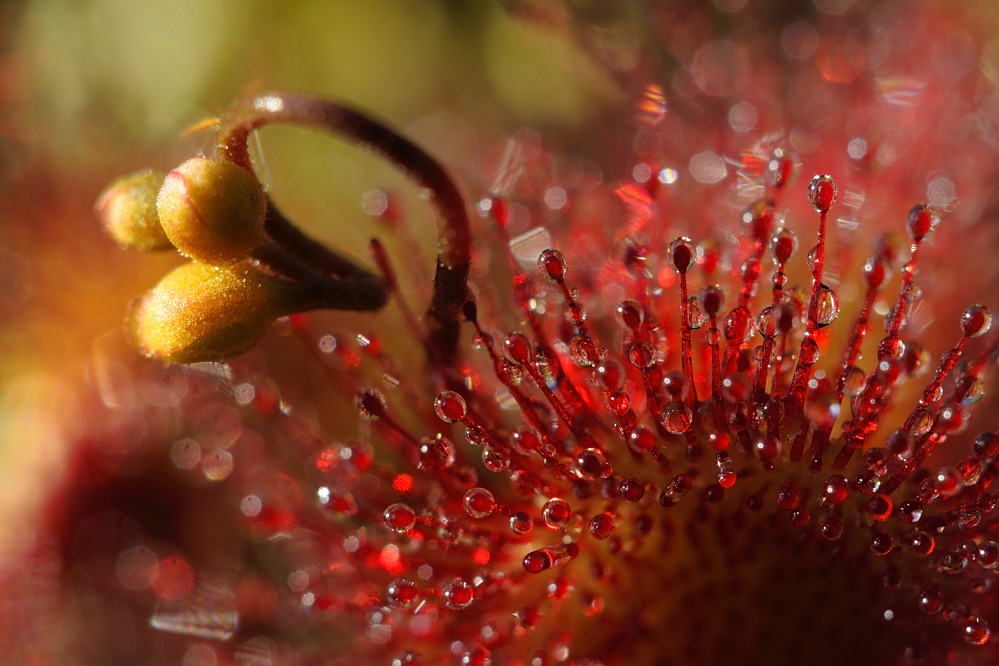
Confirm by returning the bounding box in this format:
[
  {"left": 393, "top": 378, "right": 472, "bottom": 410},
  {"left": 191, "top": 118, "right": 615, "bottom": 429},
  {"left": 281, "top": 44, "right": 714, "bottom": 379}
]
[
  {"left": 182, "top": 644, "right": 218, "bottom": 666},
  {"left": 658, "top": 168, "right": 678, "bottom": 185},
  {"left": 927, "top": 176, "right": 956, "bottom": 210},
  {"left": 171, "top": 438, "right": 202, "bottom": 470},
  {"left": 202, "top": 449, "right": 234, "bottom": 481},
  {"left": 232, "top": 382, "right": 255, "bottom": 405},
  {"left": 116, "top": 545, "right": 157, "bottom": 590},
  {"left": 318, "top": 334, "right": 337, "bottom": 353},
  {"left": 632, "top": 163, "right": 652, "bottom": 183},
  {"left": 240, "top": 495, "right": 262, "bottom": 517},
  {"left": 728, "top": 101, "right": 757, "bottom": 133},
  {"left": 361, "top": 189, "right": 389, "bottom": 216},
  {"left": 544, "top": 186, "right": 567, "bottom": 211},
  {"left": 690, "top": 152, "right": 727, "bottom": 184},
  {"left": 847, "top": 137, "right": 868, "bottom": 160}
]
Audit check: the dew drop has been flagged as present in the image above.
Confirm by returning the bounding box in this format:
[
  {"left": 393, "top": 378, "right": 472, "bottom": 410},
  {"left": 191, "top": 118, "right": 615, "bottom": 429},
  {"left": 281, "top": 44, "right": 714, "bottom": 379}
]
[
  {"left": 724, "top": 307, "right": 753, "bottom": 344},
  {"left": 742, "top": 199, "right": 775, "bottom": 242},
  {"left": 842, "top": 366, "right": 867, "bottom": 397},
  {"left": 814, "top": 285, "right": 839, "bottom": 327},
  {"left": 958, "top": 376, "right": 985, "bottom": 405},
  {"left": 538, "top": 248, "right": 568, "bottom": 283},
  {"left": 775, "top": 480, "right": 800, "bottom": 510},
  {"left": 864, "top": 255, "right": 890, "bottom": 289},
  {"left": 588, "top": 513, "right": 615, "bottom": 539},
  {"left": 383, "top": 503, "right": 417, "bottom": 533},
  {"left": 866, "top": 493, "right": 893, "bottom": 521},
  {"left": 807, "top": 174, "right": 838, "bottom": 213},
  {"left": 870, "top": 530, "right": 893, "bottom": 555},
  {"left": 542, "top": 498, "right": 573, "bottom": 529},
  {"left": 770, "top": 229, "right": 798, "bottom": 263},
  {"left": 906, "top": 204, "right": 939, "bottom": 242},
  {"left": 577, "top": 447, "right": 612, "bottom": 480},
  {"left": 686, "top": 297, "right": 708, "bottom": 329},
  {"left": 618, "top": 477, "right": 645, "bottom": 502},
  {"left": 442, "top": 578, "right": 474, "bottom": 609},
  {"left": 823, "top": 474, "right": 849, "bottom": 504},
  {"left": 482, "top": 446, "right": 510, "bottom": 472},
  {"left": 821, "top": 517, "right": 843, "bottom": 541},
  {"left": 463, "top": 488, "right": 496, "bottom": 519},
  {"left": 961, "top": 304, "right": 991, "bottom": 338},
  {"left": 417, "top": 435, "right": 455, "bottom": 471},
  {"left": 909, "top": 531, "right": 935, "bottom": 556},
  {"left": 963, "top": 617, "right": 990, "bottom": 646},
  {"left": 388, "top": 578, "right": 419, "bottom": 608},
  {"left": 698, "top": 284, "right": 724, "bottom": 317},
  {"left": 628, "top": 341, "right": 656, "bottom": 369},
  {"left": 569, "top": 335, "right": 602, "bottom": 368},
  {"left": 659, "top": 401, "right": 693, "bottom": 435},
  {"left": 597, "top": 360, "right": 626, "bottom": 390},
  {"left": 668, "top": 237, "right": 694, "bottom": 273},
  {"left": 660, "top": 473, "right": 693, "bottom": 506},
  {"left": 974, "top": 432, "right": 999, "bottom": 457},
  {"left": 897, "top": 500, "right": 923, "bottom": 524},
  {"left": 504, "top": 333, "right": 533, "bottom": 365},
  {"left": 509, "top": 511, "right": 534, "bottom": 535},
  {"left": 617, "top": 300, "right": 643, "bottom": 329},
  {"left": 908, "top": 407, "right": 934, "bottom": 437},
  {"left": 434, "top": 391, "right": 467, "bottom": 423}
]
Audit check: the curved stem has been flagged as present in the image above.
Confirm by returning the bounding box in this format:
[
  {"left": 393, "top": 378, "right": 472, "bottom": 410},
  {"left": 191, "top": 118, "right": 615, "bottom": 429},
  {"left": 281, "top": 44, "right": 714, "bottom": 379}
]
[{"left": 215, "top": 91, "right": 471, "bottom": 362}]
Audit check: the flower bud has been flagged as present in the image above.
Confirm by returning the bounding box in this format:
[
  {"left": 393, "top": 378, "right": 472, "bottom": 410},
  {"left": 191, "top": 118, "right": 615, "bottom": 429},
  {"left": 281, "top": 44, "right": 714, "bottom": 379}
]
[
  {"left": 130, "top": 262, "right": 297, "bottom": 363},
  {"left": 156, "top": 157, "right": 266, "bottom": 265},
  {"left": 95, "top": 169, "right": 173, "bottom": 251}
]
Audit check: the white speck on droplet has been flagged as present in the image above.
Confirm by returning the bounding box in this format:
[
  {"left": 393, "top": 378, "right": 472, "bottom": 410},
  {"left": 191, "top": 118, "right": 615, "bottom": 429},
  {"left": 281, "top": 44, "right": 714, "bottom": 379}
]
[
  {"left": 240, "top": 495, "right": 262, "bottom": 517},
  {"left": 318, "top": 334, "right": 337, "bottom": 353},
  {"left": 317, "top": 486, "right": 330, "bottom": 505},
  {"left": 658, "top": 168, "right": 678, "bottom": 184}
]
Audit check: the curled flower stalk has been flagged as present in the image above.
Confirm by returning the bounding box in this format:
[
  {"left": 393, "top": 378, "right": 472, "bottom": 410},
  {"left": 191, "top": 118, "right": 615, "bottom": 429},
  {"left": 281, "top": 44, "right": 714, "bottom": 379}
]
[{"left": 98, "top": 92, "right": 470, "bottom": 366}]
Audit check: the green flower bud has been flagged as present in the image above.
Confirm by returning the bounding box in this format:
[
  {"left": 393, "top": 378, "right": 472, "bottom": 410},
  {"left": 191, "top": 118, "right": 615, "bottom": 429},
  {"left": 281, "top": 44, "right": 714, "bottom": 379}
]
[
  {"left": 130, "top": 262, "right": 297, "bottom": 364},
  {"left": 95, "top": 169, "right": 173, "bottom": 251},
  {"left": 157, "top": 157, "right": 266, "bottom": 266}
]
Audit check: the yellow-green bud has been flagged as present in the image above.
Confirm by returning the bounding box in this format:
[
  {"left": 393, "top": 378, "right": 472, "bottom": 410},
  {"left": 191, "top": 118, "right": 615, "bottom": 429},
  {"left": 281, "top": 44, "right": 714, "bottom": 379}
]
[
  {"left": 130, "top": 262, "right": 296, "bottom": 364},
  {"left": 96, "top": 169, "right": 173, "bottom": 251},
  {"left": 157, "top": 157, "right": 266, "bottom": 266}
]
